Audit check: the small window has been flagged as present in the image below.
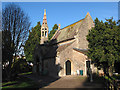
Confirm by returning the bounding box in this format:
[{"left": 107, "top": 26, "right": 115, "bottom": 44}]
[
  {"left": 42, "top": 28, "right": 44, "bottom": 30},
  {"left": 45, "top": 28, "right": 47, "bottom": 30},
  {"left": 42, "top": 31, "right": 44, "bottom": 36},
  {"left": 45, "top": 31, "right": 47, "bottom": 37}
]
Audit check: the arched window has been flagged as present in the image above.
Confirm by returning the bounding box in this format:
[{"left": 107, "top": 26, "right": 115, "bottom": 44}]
[
  {"left": 45, "top": 31, "right": 47, "bottom": 37},
  {"left": 42, "top": 31, "right": 44, "bottom": 36}
]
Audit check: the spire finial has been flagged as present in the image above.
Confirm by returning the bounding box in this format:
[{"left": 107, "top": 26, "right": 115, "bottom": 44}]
[{"left": 44, "top": 9, "right": 46, "bottom": 15}]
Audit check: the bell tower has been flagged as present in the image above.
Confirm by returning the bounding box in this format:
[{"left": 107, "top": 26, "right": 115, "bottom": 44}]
[{"left": 40, "top": 9, "right": 49, "bottom": 44}]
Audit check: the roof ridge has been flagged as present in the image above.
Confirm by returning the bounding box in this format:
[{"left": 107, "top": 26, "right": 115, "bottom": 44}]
[
  {"left": 60, "top": 18, "right": 84, "bottom": 30},
  {"left": 51, "top": 28, "right": 60, "bottom": 40},
  {"left": 51, "top": 18, "right": 84, "bottom": 40}
]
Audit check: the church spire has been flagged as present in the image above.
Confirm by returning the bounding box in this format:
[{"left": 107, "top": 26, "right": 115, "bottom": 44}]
[
  {"left": 43, "top": 9, "right": 47, "bottom": 21},
  {"left": 44, "top": 9, "right": 46, "bottom": 15},
  {"left": 40, "top": 9, "right": 49, "bottom": 44},
  {"left": 42, "top": 9, "right": 47, "bottom": 26}
]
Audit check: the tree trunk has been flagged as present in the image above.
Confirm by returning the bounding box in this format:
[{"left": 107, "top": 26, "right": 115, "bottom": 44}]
[
  {"left": 109, "top": 67, "right": 113, "bottom": 76},
  {"left": 109, "top": 63, "right": 114, "bottom": 76}
]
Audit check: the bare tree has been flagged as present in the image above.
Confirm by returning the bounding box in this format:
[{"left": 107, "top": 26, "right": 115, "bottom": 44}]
[{"left": 2, "top": 3, "right": 31, "bottom": 80}]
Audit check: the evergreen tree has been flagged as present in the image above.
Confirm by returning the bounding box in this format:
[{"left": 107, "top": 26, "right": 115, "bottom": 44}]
[
  {"left": 48, "top": 24, "right": 58, "bottom": 40},
  {"left": 87, "top": 17, "right": 120, "bottom": 76},
  {"left": 24, "top": 22, "right": 41, "bottom": 62}
]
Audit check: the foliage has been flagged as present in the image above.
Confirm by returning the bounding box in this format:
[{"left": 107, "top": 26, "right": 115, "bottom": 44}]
[
  {"left": 18, "top": 72, "right": 32, "bottom": 76},
  {"left": 24, "top": 23, "right": 58, "bottom": 62},
  {"left": 48, "top": 24, "right": 58, "bottom": 40},
  {"left": 114, "top": 61, "right": 120, "bottom": 74},
  {"left": 87, "top": 17, "right": 120, "bottom": 75},
  {"left": 112, "top": 74, "right": 120, "bottom": 80},
  {"left": 11, "top": 58, "right": 32, "bottom": 74},
  {"left": 2, "top": 58, "right": 32, "bottom": 82},
  {"left": 2, "top": 76, "right": 39, "bottom": 88},
  {"left": 2, "top": 3, "right": 31, "bottom": 80},
  {"left": 24, "top": 22, "right": 41, "bottom": 62}
]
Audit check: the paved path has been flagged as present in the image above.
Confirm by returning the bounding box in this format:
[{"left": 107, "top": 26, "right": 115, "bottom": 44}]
[
  {"left": 21, "top": 74, "right": 105, "bottom": 88},
  {"left": 44, "top": 75, "right": 105, "bottom": 88}
]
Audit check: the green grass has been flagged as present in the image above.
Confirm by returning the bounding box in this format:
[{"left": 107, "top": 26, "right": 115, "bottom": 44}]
[
  {"left": 2, "top": 76, "right": 39, "bottom": 89},
  {"left": 2, "top": 81, "right": 17, "bottom": 86},
  {"left": 18, "top": 72, "right": 32, "bottom": 76}
]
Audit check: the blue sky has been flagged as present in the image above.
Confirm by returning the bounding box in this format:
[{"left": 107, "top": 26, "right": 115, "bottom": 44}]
[{"left": 2, "top": 2, "right": 118, "bottom": 33}]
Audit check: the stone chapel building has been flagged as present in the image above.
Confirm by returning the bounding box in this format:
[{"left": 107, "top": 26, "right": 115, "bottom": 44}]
[{"left": 33, "top": 9, "right": 96, "bottom": 77}]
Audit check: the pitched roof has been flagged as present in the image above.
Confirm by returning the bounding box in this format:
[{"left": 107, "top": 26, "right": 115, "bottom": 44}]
[
  {"left": 51, "top": 19, "right": 84, "bottom": 41},
  {"left": 57, "top": 40, "right": 75, "bottom": 52},
  {"left": 51, "top": 12, "right": 92, "bottom": 42}
]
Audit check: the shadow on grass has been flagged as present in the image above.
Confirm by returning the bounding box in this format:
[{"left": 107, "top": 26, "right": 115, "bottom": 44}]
[
  {"left": 2, "top": 81, "right": 18, "bottom": 87},
  {"left": 22, "top": 73, "right": 61, "bottom": 89},
  {"left": 75, "top": 73, "right": 106, "bottom": 89},
  {"left": 2, "top": 75, "right": 42, "bottom": 89}
]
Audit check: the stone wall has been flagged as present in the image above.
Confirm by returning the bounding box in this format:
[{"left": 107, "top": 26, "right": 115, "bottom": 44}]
[
  {"left": 58, "top": 40, "right": 87, "bottom": 76},
  {"left": 58, "top": 42, "right": 74, "bottom": 76},
  {"left": 33, "top": 13, "right": 95, "bottom": 77},
  {"left": 56, "top": 13, "right": 94, "bottom": 76},
  {"left": 77, "top": 13, "right": 94, "bottom": 49}
]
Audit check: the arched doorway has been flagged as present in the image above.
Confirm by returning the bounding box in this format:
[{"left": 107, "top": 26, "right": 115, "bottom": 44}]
[{"left": 66, "top": 60, "right": 71, "bottom": 75}]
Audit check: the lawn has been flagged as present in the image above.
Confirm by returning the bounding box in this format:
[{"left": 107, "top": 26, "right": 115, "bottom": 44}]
[
  {"left": 2, "top": 72, "right": 39, "bottom": 89},
  {"left": 18, "top": 71, "right": 32, "bottom": 76}
]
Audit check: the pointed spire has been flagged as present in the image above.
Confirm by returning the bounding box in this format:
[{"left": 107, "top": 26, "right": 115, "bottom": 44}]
[
  {"left": 44, "top": 9, "right": 46, "bottom": 15},
  {"left": 42, "top": 9, "right": 48, "bottom": 26},
  {"left": 40, "top": 9, "right": 49, "bottom": 44},
  {"left": 43, "top": 9, "right": 47, "bottom": 20}
]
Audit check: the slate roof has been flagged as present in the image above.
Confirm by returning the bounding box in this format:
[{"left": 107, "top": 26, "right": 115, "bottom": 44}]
[
  {"left": 51, "top": 19, "right": 84, "bottom": 42},
  {"left": 51, "top": 12, "right": 92, "bottom": 43},
  {"left": 57, "top": 40, "right": 75, "bottom": 52}
]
